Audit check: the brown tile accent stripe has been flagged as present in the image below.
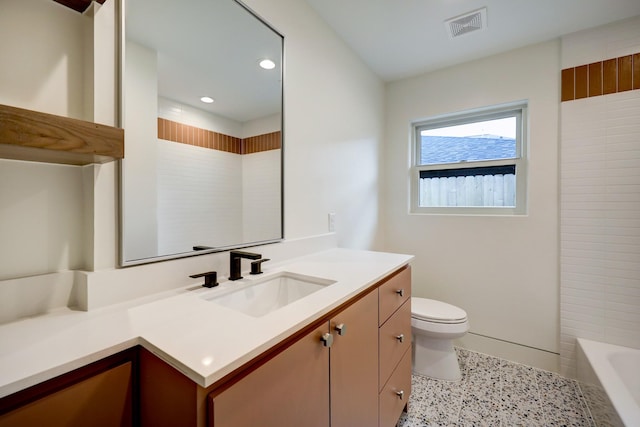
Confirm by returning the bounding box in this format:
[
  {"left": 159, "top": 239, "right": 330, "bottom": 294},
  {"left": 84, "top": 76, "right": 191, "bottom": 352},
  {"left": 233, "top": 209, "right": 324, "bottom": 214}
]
[
  {"left": 243, "top": 131, "right": 282, "bottom": 154},
  {"left": 157, "top": 118, "right": 241, "bottom": 153},
  {"left": 588, "top": 62, "right": 602, "bottom": 97},
  {"left": 603, "top": 59, "right": 617, "bottom": 95},
  {"left": 561, "top": 68, "right": 574, "bottom": 102},
  {"left": 561, "top": 51, "right": 640, "bottom": 102},
  {"left": 619, "top": 55, "right": 632, "bottom": 92},
  {"left": 633, "top": 53, "right": 640, "bottom": 90},
  {"left": 575, "top": 65, "right": 588, "bottom": 99},
  {"left": 157, "top": 118, "right": 281, "bottom": 155}
]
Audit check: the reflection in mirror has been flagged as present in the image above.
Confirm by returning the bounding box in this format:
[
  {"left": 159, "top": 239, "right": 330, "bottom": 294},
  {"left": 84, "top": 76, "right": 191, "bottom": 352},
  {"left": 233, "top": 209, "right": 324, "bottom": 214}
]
[{"left": 121, "top": 0, "right": 283, "bottom": 265}]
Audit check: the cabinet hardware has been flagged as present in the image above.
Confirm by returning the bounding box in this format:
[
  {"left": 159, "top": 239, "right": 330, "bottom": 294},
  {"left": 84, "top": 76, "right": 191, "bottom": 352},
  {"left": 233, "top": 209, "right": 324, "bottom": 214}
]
[
  {"left": 395, "top": 334, "right": 404, "bottom": 343},
  {"left": 396, "top": 390, "right": 404, "bottom": 400},
  {"left": 320, "top": 332, "right": 334, "bottom": 348},
  {"left": 334, "top": 323, "right": 347, "bottom": 336},
  {"left": 395, "top": 289, "right": 404, "bottom": 297}
]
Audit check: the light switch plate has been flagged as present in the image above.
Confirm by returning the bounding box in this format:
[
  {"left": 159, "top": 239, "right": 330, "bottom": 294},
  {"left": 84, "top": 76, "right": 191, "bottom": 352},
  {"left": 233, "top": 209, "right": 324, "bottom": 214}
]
[{"left": 328, "top": 213, "right": 336, "bottom": 232}]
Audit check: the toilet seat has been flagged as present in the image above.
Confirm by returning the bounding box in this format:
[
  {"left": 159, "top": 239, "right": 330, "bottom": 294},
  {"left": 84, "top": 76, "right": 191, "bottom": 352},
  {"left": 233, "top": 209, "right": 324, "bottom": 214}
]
[{"left": 411, "top": 297, "right": 467, "bottom": 324}]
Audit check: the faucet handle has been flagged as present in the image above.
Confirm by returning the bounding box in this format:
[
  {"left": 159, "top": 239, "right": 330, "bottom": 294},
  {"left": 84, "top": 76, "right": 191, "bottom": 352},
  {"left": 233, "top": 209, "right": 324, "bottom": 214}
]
[
  {"left": 192, "top": 245, "right": 214, "bottom": 251},
  {"left": 190, "top": 271, "right": 218, "bottom": 288},
  {"left": 250, "top": 259, "right": 271, "bottom": 275}
]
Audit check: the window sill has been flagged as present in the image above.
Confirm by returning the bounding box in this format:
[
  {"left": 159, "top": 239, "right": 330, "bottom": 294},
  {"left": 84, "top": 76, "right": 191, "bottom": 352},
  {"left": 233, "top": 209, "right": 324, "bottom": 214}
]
[{"left": 410, "top": 207, "right": 526, "bottom": 216}]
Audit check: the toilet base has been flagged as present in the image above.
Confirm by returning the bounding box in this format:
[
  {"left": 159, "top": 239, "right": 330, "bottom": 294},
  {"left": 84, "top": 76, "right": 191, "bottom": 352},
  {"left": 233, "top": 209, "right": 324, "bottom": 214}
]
[{"left": 412, "top": 333, "right": 462, "bottom": 381}]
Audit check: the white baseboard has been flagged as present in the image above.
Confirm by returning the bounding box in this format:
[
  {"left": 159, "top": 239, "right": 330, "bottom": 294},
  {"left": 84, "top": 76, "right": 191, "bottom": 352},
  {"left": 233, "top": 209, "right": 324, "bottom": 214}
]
[{"left": 456, "top": 332, "right": 560, "bottom": 373}]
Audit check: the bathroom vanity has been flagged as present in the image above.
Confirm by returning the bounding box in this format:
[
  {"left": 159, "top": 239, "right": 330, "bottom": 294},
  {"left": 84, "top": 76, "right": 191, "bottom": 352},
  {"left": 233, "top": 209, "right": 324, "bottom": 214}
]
[{"left": 0, "top": 249, "right": 412, "bottom": 427}]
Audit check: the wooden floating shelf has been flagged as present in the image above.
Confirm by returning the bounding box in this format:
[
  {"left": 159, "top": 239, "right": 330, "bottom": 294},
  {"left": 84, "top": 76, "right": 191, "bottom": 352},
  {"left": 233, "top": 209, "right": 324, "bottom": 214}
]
[{"left": 0, "top": 104, "right": 124, "bottom": 166}]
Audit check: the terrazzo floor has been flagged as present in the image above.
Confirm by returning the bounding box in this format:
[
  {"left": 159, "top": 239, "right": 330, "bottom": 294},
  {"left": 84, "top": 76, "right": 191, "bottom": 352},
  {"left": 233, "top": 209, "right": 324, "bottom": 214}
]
[{"left": 398, "top": 348, "right": 595, "bottom": 427}]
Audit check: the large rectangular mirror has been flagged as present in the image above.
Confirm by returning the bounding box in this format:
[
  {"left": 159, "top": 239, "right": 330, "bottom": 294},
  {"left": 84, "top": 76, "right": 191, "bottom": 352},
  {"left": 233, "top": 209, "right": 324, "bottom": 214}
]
[{"left": 120, "top": 0, "right": 283, "bottom": 265}]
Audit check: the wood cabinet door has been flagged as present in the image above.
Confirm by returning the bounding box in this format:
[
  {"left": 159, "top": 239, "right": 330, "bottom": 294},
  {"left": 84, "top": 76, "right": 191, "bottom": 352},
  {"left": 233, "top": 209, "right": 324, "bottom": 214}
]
[
  {"left": 0, "top": 362, "right": 133, "bottom": 427},
  {"left": 209, "top": 322, "right": 330, "bottom": 427},
  {"left": 330, "top": 290, "right": 379, "bottom": 427}
]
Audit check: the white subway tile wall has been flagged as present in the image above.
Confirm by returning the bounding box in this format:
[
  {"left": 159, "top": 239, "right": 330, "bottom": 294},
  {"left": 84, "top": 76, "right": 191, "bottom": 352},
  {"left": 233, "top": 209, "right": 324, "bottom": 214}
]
[
  {"left": 560, "top": 16, "right": 640, "bottom": 377},
  {"left": 157, "top": 139, "right": 244, "bottom": 253},
  {"left": 242, "top": 149, "right": 282, "bottom": 243}
]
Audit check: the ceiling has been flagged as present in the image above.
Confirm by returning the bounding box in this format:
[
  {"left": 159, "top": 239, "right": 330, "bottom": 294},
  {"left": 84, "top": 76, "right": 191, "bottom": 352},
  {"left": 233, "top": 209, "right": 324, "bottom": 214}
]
[
  {"left": 305, "top": 0, "right": 640, "bottom": 82},
  {"left": 126, "top": 0, "right": 282, "bottom": 123}
]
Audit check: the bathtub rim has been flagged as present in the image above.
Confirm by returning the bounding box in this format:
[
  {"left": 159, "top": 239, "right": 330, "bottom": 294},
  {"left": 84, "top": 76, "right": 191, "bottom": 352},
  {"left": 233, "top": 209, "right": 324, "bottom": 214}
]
[{"left": 576, "top": 338, "right": 640, "bottom": 427}]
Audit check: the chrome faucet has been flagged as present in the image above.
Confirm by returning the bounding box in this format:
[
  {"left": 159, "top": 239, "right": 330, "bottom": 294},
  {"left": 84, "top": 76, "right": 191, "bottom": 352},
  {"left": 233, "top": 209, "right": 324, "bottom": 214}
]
[{"left": 229, "top": 250, "right": 262, "bottom": 281}]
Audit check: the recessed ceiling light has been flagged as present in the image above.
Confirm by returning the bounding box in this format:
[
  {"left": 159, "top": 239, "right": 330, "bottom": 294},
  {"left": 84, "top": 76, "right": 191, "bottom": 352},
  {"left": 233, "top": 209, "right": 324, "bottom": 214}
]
[
  {"left": 259, "top": 59, "right": 276, "bottom": 70},
  {"left": 200, "top": 96, "right": 214, "bottom": 104}
]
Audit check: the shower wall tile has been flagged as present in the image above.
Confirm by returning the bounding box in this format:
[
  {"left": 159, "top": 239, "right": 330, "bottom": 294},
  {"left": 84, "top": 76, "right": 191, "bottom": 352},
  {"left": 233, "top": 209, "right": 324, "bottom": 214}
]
[
  {"left": 560, "top": 16, "right": 640, "bottom": 378},
  {"left": 574, "top": 65, "right": 588, "bottom": 99},
  {"left": 618, "top": 55, "right": 633, "bottom": 91},
  {"left": 562, "top": 16, "right": 640, "bottom": 103},
  {"left": 602, "top": 58, "right": 618, "bottom": 95},
  {"left": 634, "top": 53, "right": 640, "bottom": 90},
  {"left": 588, "top": 62, "right": 602, "bottom": 97},
  {"left": 561, "top": 53, "right": 640, "bottom": 101},
  {"left": 562, "top": 68, "right": 575, "bottom": 102},
  {"left": 242, "top": 131, "right": 282, "bottom": 154}
]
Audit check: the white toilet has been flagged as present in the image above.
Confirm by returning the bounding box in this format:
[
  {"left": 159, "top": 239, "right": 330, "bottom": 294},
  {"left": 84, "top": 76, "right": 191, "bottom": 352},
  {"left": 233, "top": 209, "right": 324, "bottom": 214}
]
[{"left": 411, "top": 297, "right": 469, "bottom": 381}]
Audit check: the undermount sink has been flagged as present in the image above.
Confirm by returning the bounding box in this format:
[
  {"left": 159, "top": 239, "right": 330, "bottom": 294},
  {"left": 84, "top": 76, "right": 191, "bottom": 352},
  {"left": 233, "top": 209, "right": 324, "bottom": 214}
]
[{"left": 202, "top": 272, "right": 336, "bottom": 317}]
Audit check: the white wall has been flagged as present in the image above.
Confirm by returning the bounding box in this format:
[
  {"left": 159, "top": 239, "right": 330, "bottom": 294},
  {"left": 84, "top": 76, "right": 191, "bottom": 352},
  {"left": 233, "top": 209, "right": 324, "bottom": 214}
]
[
  {"left": 149, "top": 0, "right": 385, "bottom": 255},
  {"left": 122, "top": 0, "right": 385, "bottom": 263},
  {"left": 155, "top": 97, "right": 245, "bottom": 254},
  {"left": 158, "top": 97, "right": 243, "bottom": 138},
  {"left": 244, "top": 0, "right": 386, "bottom": 251},
  {"left": 0, "top": 0, "right": 384, "bottom": 309},
  {"left": 241, "top": 115, "right": 282, "bottom": 245},
  {"left": 0, "top": 0, "right": 87, "bottom": 119},
  {"left": 560, "top": 16, "right": 640, "bottom": 377},
  {"left": 0, "top": 0, "right": 92, "bottom": 280},
  {"left": 154, "top": 99, "right": 282, "bottom": 253},
  {"left": 0, "top": 160, "right": 85, "bottom": 281},
  {"left": 241, "top": 113, "right": 281, "bottom": 139},
  {"left": 384, "top": 41, "right": 561, "bottom": 370},
  {"left": 156, "top": 140, "right": 244, "bottom": 253},
  {"left": 243, "top": 149, "right": 282, "bottom": 243},
  {"left": 121, "top": 41, "right": 159, "bottom": 261}
]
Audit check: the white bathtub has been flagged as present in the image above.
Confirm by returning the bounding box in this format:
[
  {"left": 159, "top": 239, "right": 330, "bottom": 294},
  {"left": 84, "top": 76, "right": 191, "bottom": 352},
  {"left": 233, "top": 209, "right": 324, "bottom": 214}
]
[{"left": 577, "top": 338, "right": 640, "bottom": 427}]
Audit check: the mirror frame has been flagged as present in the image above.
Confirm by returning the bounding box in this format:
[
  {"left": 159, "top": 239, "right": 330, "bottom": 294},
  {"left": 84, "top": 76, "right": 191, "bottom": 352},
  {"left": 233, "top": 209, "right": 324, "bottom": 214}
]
[{"left": 117, "top": 0, "right": 284, "bottom": 267}]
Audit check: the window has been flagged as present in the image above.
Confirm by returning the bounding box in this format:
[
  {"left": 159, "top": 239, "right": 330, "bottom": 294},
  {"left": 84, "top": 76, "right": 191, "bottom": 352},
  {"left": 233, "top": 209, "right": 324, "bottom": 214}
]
[{"left": 411, "top": 102, "right": 527, "bottom": 215}]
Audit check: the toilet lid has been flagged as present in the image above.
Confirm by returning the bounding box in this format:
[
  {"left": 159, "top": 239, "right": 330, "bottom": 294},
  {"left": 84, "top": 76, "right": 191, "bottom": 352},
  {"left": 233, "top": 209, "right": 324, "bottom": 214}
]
[{"left": 412, "top": 297, "right": 467, "bottom": 323}]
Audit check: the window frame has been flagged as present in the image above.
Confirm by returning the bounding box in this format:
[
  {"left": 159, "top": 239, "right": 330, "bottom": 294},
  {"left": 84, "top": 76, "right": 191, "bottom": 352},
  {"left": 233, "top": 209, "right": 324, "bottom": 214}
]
[{"left": 410, "top": 102, "right": 528, "bottom": 215}]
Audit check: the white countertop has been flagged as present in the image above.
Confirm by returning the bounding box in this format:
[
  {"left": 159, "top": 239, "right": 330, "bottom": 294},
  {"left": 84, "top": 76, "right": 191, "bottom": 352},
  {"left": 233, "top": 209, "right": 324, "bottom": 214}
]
[{"left": 0, "top": 248, "right": 412, "bottom": 398}]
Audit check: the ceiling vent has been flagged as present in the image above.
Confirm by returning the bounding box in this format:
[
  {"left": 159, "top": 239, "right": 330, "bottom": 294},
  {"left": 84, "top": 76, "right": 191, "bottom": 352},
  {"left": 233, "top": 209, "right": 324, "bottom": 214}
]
[{"left": 445, "top": 7, "right": 487, "bottom": 39}]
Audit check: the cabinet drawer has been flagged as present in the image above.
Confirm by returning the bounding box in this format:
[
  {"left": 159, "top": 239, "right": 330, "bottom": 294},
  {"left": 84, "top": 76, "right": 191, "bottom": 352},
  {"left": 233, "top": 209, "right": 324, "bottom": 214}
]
[
  {"left": 379, "top": 348, "right": 411, "bottom": 427},
  {"left": 378, "top": 266, "right": 411, "bottom": 325},
  {"left": 378, "top": 299, "right": 411, "bottom": 391}
]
